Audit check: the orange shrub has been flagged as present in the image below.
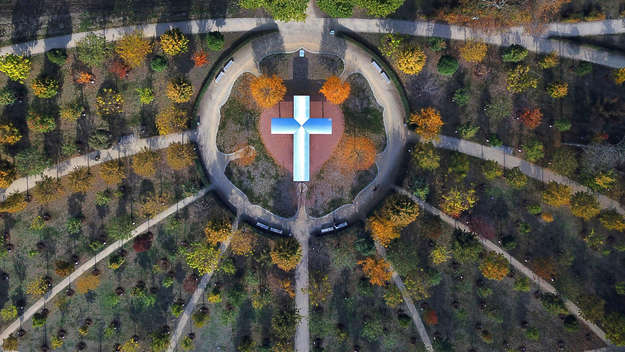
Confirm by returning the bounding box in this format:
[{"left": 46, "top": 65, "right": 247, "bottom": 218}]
[
  {"left": 335, "top": 136, "right": 376, "bottom": 173},
  {"left": 75, "top": 72, "right": 94, "bottom": 85},
  {"left": 410, "top": 107, "right": 444, "bottom": 141},
  {"left": 519, "top": 108, "right": 542, "bottom": 129},
  {"left": 192, "top": 51, "right": 209, "bottom": 67}
]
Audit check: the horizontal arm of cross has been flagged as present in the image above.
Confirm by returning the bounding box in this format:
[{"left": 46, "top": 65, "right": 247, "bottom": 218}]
[
  {"left": 303, "top": 118, "right": 332, "bottom": 135},
  {"left": 271, "top": 118, "right": 300, "bottom": 134}
]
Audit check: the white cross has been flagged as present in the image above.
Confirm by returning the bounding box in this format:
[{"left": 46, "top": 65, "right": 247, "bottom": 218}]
[{"left": 271, "top": 95, "right": 332, "bottom": 182}]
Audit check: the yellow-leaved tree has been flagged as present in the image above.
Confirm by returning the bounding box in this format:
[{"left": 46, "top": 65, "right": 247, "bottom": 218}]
[
  {"left": 166, "top": 142, "right": 195, "bottom": 170},
  {"left": 270, "top": 237, "right": 302, "bottom": 272},
  {"left": 156, "top": 105, "right": 188, "bottom": 135},
  {"left": 395, "top": 47, "right": 427, "bottom": 75},
  {"left": 459, "top": 41, "right": 487, "bottom": 63},
  {"left": 542, "top": 181, "right": 571, "bottom": 207},
  {"left": 132, "top": 148, "right": 160, "bottom": 177},
  {"left": 204, "top": 218, "right": 232, "bottom": 246},
  {"left": 440, "top": 187, "right": 477, "bottom": 218},
  {"left": 115, "top": 31, "right": 152, "bottom": 68},
  {"left": 99, "top": 160, "right": 127, "bottom": 185}
]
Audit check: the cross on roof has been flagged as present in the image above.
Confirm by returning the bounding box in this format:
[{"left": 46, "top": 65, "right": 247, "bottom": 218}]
[{"left": 271, "top": 95, "right": 332, "bottom": 182}]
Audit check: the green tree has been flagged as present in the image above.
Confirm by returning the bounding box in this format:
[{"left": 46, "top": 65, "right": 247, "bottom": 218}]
[
  {"left": 318, "top": 0, "right": 353, "bottom": 17},
  {"left": 353, "top": 0, "right": 405, "bottom": 17},
  {"left": 15, "top": 148, "right": 51, "bottom": 176},
  {"left": 411, "top": 143, "right": 439, "bottom": 170},
  {"left": 76, "top": 33, "right": 112, "bottom": 67},
  {"left": 452, "top": 230, "right": 483, "bottom": 264},
  {"left": 240, "top": 0, "right": 308, "bottom": 21},
  {"left": 551, "top": 147, "right": 578, "bottom": 177},
  {"left": 0, "top": 303, "right": 16, "bottom": 321},
  {"left": 502, "top": 44, "right": 528, "bottom": 62},
  {"left": 452, "top": 87, "right": 470, "bottom": 106},
  {"left": 484, "top": 96, "right": 512, "bottom": 121},
  {"left": 106, "top": 216, "right": 134, "bottom": 240},
  {"left": 205, "top": 32, "right": 225, "bottom": 51},
  {"left": 524, "top": 139, "right": 544, "bottom": 162},
  {"left": 437, "top": 55, "right": 458, "bottom": 76},
  {"left": 505, "top": 167, "right": 527, "bottom": 188},
  {"left": 46, "top": 48, "right": 67, "bottom": 65},
  {"left": 361, "top": 317, "right": 384, "bottom": 342}
]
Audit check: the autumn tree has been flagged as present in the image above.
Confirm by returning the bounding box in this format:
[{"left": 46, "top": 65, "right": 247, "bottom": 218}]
[
  {"left": 0, "top": 124, "right": 21, "bottom": 145},
  {"left": 75, "top": 71, "right": 94, "bottom": 85},
  {"left": 479, "top": 252, "right": 509, "bottom": 280},
  {"left": 547, "top": 81, "right": 568, "bottom": 98},
  {"left": 358, "top": 257, "right": 392, "bottom": 286},
  {"left": 0, "top": 54, "right": 31, "bottom": 82},
  {"left": 0, "top": 193, "right": 27, "bottom": 213},
  {"left": 424, "top": 309, "right": 438, "bottom": 325},
  {"left": 570, "top": 192, "right": 600, "bottom": 220},
  {"left": 519, "top": 108, "right": 542, "bottom": 129},
  {"left": 538, "top": 52, "right": 559, "bottom": 69},
  {"left": 411, "top": 142, "right": 440, "bottom": 170},
  {"left": 192, "top": 51, "right": 209, "bottom": 67},
  {"left": 430, "top": 245, "right": 451, "bottom": 265},
  {"left": 67, "top": 166, "right": 94, "bottom": 193},
  {"left": 319, "top": 75, "right": 351, "bottom": 104},
  {"left": 133, "top": 232, "right": 154, "bottom": 252},
  {"left": 270, "top": 237, "right": 302, "bottom": 272},
  {"left": 132, "top": 148, "right": 160, "bottom": 177},
  {"left": 75, "top": 273, "right": 101, "bottom": 294},
  {"left": 459, "top": 41, "right": 487, "bottom": 63},
  {"left": 34, "top": 175, "right": 63, "bottom": 203},
  {"left": 542, "top": 181, "right": 571, "bottom": 207},
  {"left": 140, "top": 192, "right": 172, "bottom": 217},
  {"left": 115, "top": 31, "right": 152, "bottom": 68},
  {"left": 27, "top": 110, "right": 56, "bottom": 133},
  {"left": 230, "top": 229, "right": 256, "bottom": 256},
  {"left": 166, "top": 78, "right": 193, "bottom": 103},
  {"left": 614, "top": 68, "right": 625, "bottom": 85},
  {"left": 181, "top": 243, "right": 220, "bottom": 275},
  {"left": 395, "top": 47, "right": 427, "bottom": 75},
  {"left": 32, "top": 77, "right": 60, "bottom": 98},
  {"left": 99, "top": 160, "right": 127, "bottom": 184},
  {"left": 506, "top": 65, "right": 538, "bottom": 93},
  {"left": 96, "top": 88, "right": 123, "bottom": 115},
  {"left": 441, "top": 187, "right": 477, "bottom": 218},
  {"left": 166, "top": 142, "right": 195, "bottom": 170},
  {"left": 250, "top": 74, "right": 286, "bottom": 108},
  {"left": 335, "top": 136, "right": 376, "bottom": 173},
  {"left": 204, "top": 218, "right": 232, "bottom": 246},
  {"left": 160, "top": 28, "right": 189, "bottom": 56},
  {"left": 109, "top": 60, "right": 130, "bottom": 79},
  {"left": 0, "top": 160, "right": 16, "bottom": 188},
  {"left": 410, "top": 107, "right": 443, "bottom": 141},
  {"left": 155, "top": 105, "right": 188, "bottom": 135},
  {"left": 599, "top": 210, "right": 625, "bottom": 231},
  {"left": 368, "top": 194, "right": 418, "bottom": 247}
]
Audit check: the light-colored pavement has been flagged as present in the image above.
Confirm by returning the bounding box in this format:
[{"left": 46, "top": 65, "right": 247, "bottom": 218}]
[
  {"left": 375, "top": 242, "right": 434, "bottom": 352},
  {"left": 293, "top": 185, "right": 311, "bottom": 352},
  {"left": 1, "top": 130, "right": 197, "bottom": 201},
  {"left": 166, "top": 216, "right": 238, "bottom": 352},
  {"left": 394, "top": 186, "right": 612, "bottom": 347},
  {"left": 1, "top": 18, "right": 624, "bottom": 68},
  {"left": 0, "top": 188, "right": 210, "bottom": 344},
  {"left": 412, "top": 133, "right": 625, "bottom": 216}
]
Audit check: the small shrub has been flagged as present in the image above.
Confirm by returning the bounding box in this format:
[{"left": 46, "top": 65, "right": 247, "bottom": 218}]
[
  {"left": 32, "top": 310, "right": 48, "bottom": 327},
  {"left": 150, "top": 55, "right": 168, "bottom": 72},
  {"left": 451, "top": 87, "right": 470, "bottom": 106},
  {"left": 96, "top": 88, "right": 123, "bottom": 115},
  {"left": 547, "top": 81, "right": 568, "bottom": 98},
  {"left": 538, "top": 52, "right": 559, "bottom": 69},
  {"left": 575, "top": 62, "right": 592, "bottom": 76},
  {"left": 191, "top": 51, "right": 209, "bottom": 67},
  {"left": 505, "top": 167, "right": 527, "bottom": 188},
  {"left": 0, "top": 124, "right": 21, "bottom": 145},
  {"left": 427, "top": 37, "right": 447, "bottom": 51},
  {"left": 554, "top": 118, "right": 572, "bottom": 132},
  {"left": 513, "top": 276, "right": 531, "bottom": 292},
  {"left": 27, "top": 110, "right": 56, "bottom": 133},
  {"left": 166, "top": 78, "right": 193, "bottom": 103},
  {"left": 60, "top": 103, "right": 85, "bottom": 121},
  {"left": 437, "top": 55, "right": 458, "bottom": 76},
  {"left": 205, "top": 31, "right": 224, "bottom": 51},
  {"left": 318, "top": 0, "right": 353, "bottom": 17},
  {"left": 46, "top": 48, "right": 67, "bottom": 65},
  {"left": 395, "top": 46, "right": 427, "bottom": 75},
  {"left": 136, "top": 87, "right": 154, "bottom": 104},
  {"left": 88, "top": 129, "right": 112, "bottom": 149},
  {"left": 0, "top": 54, "right": 31, "bottom": 82},
  {"left": 459, "top": 41, "right": 487, "bottom": 63},
  {"left": 502, "top": 44, "right": 528, "bottom": 62},
  {"left": 109, "top": 60, "right": 130, "bottom": 79}
]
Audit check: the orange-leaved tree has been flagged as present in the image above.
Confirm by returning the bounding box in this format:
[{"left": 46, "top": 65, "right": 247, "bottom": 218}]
[
  {"left": 319, "top": 75, "right": 351, "bottom": 104},
  {"left": 192, "top": 51, "right": 209, "bottom": 67},
  {"left": 250, "top": 74, "right": 286, "bottom": 108},
  {"left": 358, "top": 257, "right": 392, "bottom": 286},
  {"left": 479, "top": 252, "right": 509, "bottom": 280},
  {"left": 410, "top": 107, "right": 443, "bottom": 141},
  {"left": 368, "top": 194, "right": 418, "bottom": 247},
  {"left": 519, "top": 108, "right": 542, "bottom": 129},
  {"left": 335, "top": 136, "right": 376, "bottom": 173},
  {"left": 0, "top": 159, "right": 16, "bottom": 188}
]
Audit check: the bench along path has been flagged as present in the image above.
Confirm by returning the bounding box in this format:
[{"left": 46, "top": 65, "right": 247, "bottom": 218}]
[
  {"left": 394, "top": 186, "right": 612, "bottom": 347},
  {"left": 411, "top": 133, "right": 625, "bottom": 216},
  {"left": 166, "top": 216, "right": 239, "bottom": 352},
  {"left": 375, "top": 243, "right": 434, "bottom": 352},
  {"left": 0, "top": 188, "right": 211, "bottom": 345},
  {"left": 1, "top": 130, "right": 196, "bottom": 201}
]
